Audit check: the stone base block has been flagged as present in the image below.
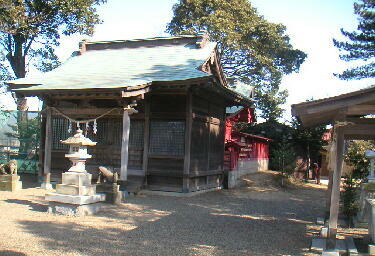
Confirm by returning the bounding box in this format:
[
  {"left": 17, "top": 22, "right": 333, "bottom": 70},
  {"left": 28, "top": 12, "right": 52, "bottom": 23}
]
[
  {"left": 62, "top": 172, "right": 92, "bottom": 186},
  {"left": 0, "top": 174, "right": 20, "bottom": 182},
  {"left": 56, "top": 184, "right": 96, "bottom": 196},
  {"left": 317, "top": 217, "right": 325, "bottom": 225},
  {"left": 322, "top": 251, "right": 339, "bottom": 256},
  {"left": 48, "top": 202, "right": 103, "bottom": 216},
  {"left": 0, "top": 179, "right": 22, "bottom": 191},
  {"left": 41, "top": 182, "right": 53, "bottom": 190},
  {"left": 45, "top": 193, "right": 105, "bottom": 205}
]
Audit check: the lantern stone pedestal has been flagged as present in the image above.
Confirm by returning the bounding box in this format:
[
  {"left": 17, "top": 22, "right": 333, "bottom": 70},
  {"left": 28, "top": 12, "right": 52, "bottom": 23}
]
[
  {"left": 0, "top": 174, "right": 22, "bottom": 191},
  {"left": 45, "top": 129, "right": 105, "bottom": 216}
]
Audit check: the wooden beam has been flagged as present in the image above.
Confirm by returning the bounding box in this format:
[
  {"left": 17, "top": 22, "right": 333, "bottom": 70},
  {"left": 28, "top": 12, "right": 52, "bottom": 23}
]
[
  {"left": 206, "top": 103, "right": 211, "bottom": 177},
  {"left": 343, "top": 124, "right": 375, "bottom": 139},
  {"left": 327, "top": 126, "right": 345, "bottom": 248},
  {"left": 122, "top": 87, "right": 150, "bottom": 98},
  {"left": 183, "top": 89, "right": 193, "bottom": 193},
  {"left": 142, "top": 100, "right": 150, "bottom": 187},
  {"left": 51, "top": 108, "right": 123, "bottom": 116},
  {"left": 293, "top": 90, "right": 375, "bottom": 117},
  {"left": 38, "top": 113, "right": 46, "bottom": 181},
  {"left": 120, "top": 109, "right": 130, "bottom": 182},
  {"left": 347, "top": 105, "right": 375, "bottom": 115}
]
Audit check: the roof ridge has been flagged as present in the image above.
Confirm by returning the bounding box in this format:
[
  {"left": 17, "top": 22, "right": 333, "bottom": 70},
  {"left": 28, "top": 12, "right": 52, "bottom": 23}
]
[{"left": 83, "top": 34, "right": 203, "bottom": 45}]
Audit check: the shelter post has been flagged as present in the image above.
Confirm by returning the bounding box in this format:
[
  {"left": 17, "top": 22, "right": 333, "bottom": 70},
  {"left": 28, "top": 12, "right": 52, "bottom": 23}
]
[
  {"left": 325, "top": 169, "right": 334, "bottom": 218},
  {"left": 41, "top": 107, "right": 52, "bottom": 190},
  {"left": 327, "top": 126, "right": 345, "bottom": 248}
]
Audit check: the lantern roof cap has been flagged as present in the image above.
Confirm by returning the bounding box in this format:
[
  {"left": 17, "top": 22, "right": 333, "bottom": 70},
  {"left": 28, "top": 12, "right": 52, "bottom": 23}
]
[{"left": 61, "top": 129, "right": 97, "bottom": 146}]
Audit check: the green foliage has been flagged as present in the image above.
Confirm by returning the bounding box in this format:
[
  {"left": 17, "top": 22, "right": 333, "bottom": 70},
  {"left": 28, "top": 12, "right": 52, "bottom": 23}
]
[
  {"left": 333, "top": 0, "right": 375, "bottom": 80},
  {"left": 244, "top": 118, "right": 326, "bottom": 172},
  {"left": 272, "top": 142, "right": 296, "bottom": 175},
  {"left": 243, "top": 120, "right": 294, "bottom": 170},
  {"left": 345, "top": 140, "right": 375, "bottom": 179},
  {"left": 167, "top": 0, "right": 307, "bottom": 120},
  {"left": 342, "top": 140, "right": 375, "bottom": 222},
  {"left": 342, "top": 174, "right": 360, "bottom": 224},
  {"left": 291, "top": 118, "right": 326, "bottom": 165},
  {"left": 5, "top": 112, "right": 41, "bottom": 153},
  {"left": 0, "top": 0, "right": 107, "bottom": 78}
]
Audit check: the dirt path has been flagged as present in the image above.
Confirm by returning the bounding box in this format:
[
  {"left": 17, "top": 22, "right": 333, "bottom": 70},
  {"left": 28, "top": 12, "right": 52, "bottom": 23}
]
[{"left": 0, "top": 171, "right": 326, "bottom": 256}]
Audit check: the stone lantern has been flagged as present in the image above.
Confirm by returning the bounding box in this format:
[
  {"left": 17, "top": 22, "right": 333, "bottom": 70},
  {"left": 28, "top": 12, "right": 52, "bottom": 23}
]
[
  {"left": 45, "top": 129, "right": 105, "bottom": 216},
  {"left": 62, "top": 129, "right": 96, "bottom": 173}
]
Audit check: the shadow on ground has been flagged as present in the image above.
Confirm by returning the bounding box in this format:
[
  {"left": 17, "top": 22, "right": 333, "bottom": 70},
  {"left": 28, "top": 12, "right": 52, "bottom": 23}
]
[
  {"left": 17, "top": 172, "right": 325, "bottom": 256},
  {"left": 5, "top": 199, "right": 47, "bottom": 212},
  {"left": 0, "top": 250, "right": 27, "bottom": 256}
]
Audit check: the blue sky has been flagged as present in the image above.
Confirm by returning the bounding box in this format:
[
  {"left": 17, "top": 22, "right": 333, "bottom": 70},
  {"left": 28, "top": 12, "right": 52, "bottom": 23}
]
[{"left": 19, "top": 0, "right": 375, "bottom": 119}]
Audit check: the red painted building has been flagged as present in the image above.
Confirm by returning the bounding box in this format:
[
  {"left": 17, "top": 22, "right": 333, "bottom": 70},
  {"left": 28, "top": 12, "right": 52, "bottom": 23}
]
[{"left": 224, "top": 107, "right": 271, "bottom": 188}]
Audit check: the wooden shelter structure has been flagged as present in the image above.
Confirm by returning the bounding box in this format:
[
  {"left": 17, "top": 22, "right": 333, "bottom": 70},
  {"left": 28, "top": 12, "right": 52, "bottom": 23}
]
[
  {"left": 292, "top": 85, "right": 375, "bottom": 247},
  {"left": 7, "top": 34, "right": 253, "bottom": 193}
]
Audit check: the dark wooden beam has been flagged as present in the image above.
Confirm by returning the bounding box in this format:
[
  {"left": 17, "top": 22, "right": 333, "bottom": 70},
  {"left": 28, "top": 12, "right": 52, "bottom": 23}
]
[
  {"left": 347, "top": 105, "right": 375, "bottom": 115},
  {"left": 183, "top": 89, "right": 193, "bottom": 193},
  {"left": 143, "top": 100, "right": 150, "bottom": 187}
]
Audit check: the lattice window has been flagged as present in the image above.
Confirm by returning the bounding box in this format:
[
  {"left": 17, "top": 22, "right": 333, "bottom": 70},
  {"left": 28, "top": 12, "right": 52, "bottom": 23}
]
[
  {"left": 149, "top": 120, "right": 185, "bottom": 156},
  {"left": 129, "top": 120, "right": 144, "bottom": 149},
  {"left": 52, "top": 117, "right": 144, "bottom": 150},
  {"left": 52, "top": 117, "right": 70, "bottom": 150},
  {"left": 89, "top": 119, "right": 122, "bottom": 146}
]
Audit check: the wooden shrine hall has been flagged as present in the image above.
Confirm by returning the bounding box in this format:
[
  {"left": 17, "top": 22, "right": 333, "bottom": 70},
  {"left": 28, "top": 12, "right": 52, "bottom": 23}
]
[
  {"left": 7, "top": 34, "right": 253, "bottom": 193},
  {"left": 292, "top": 85, "right": 375, "bottom": 249}
]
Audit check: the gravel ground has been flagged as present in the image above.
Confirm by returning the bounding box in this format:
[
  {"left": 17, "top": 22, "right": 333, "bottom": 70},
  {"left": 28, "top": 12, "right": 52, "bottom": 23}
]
[{"left": 0, "top": 171, "right": 326, "bottom": 256}]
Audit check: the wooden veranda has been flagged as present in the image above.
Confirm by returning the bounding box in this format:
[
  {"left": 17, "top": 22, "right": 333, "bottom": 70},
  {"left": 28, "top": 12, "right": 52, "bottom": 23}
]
[{"left": 292, "top": 85, "right": 375, "bottom": 248}]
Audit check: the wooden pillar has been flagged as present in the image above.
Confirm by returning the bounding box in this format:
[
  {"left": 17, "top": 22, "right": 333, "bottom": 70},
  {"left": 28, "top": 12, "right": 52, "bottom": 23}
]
[
  {"left": 38, "top": 113, "right": 46, "bottom": 182},
  {"left": 41, "top": 107, "right": 52, "bottom": 189},
  {"left": 183, "top": 90, "right": 192, "bottom": 193},
  {"left": 143, "top": 100, "right": 150, "bottom": 186},
  {"left": 327, "top": 126, "right": 345, "bottom": 248},
  {"left": 120, "top": 109, "right": 130, "bottom": 183},
  {"left": 325, "top": 169, "right": 334, "bottom": 218}
]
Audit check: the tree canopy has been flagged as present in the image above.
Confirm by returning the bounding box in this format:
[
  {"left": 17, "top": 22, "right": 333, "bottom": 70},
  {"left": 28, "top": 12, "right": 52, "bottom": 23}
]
[
  {"left": 166, "top": 0, "right": 306, "bottom": 120},
  {"left": 0, "top": 0, "right": 106, "bottom": 79},
  {"left": 334, "top": 0, "right": 375, "bottom": 80}
]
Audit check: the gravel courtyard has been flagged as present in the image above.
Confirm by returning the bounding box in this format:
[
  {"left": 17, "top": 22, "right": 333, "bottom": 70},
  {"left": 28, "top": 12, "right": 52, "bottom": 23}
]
[{"left": 0, "top": 171, "right": 326, "bottom": 256}]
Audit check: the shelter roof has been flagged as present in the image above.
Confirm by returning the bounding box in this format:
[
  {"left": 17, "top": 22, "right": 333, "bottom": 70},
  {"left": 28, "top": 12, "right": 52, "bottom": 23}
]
[
  {"left": 291, "top": 85, "right": 375, "bottom": 127},
  {"left": 7, "top": 35, "right": 217, "bottom": 91}
]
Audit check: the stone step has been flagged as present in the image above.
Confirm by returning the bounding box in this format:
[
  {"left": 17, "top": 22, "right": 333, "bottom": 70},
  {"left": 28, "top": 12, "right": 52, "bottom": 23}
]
[
  {"left": 45, "top": 193, "right": 105, "bottom": 205},
  {"left": 311, "top": 238, "right": 358, "bottom": 255},
  {"left": 56, "top": 184, "right": 96, "bottom": 196}
]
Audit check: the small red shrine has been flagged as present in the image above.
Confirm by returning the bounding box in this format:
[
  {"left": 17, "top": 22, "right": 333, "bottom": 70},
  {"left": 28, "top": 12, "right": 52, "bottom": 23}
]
[{"left": 224, "top": 106, "right": 271, "bottom": 188}]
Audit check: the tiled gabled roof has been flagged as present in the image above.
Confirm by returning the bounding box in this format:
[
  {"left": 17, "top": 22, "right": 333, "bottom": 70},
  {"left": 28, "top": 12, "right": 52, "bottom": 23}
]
[{"left": 7, "top": 35, "right": 217, "bottom": 91}]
